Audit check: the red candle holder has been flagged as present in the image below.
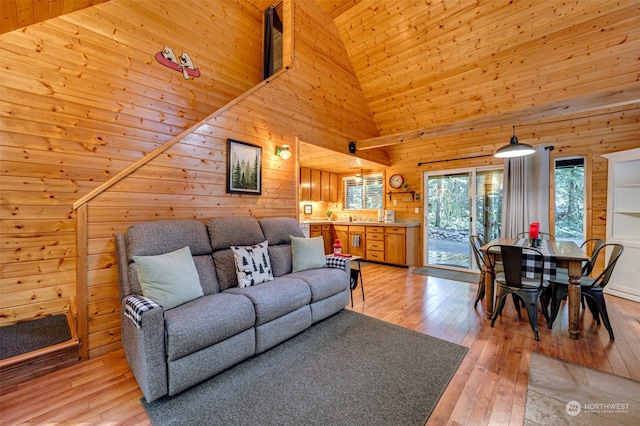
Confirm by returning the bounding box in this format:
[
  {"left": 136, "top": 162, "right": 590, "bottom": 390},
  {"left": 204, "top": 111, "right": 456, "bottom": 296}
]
[{"left": 529, "top": 222, "right": 540, "bottom": 240}]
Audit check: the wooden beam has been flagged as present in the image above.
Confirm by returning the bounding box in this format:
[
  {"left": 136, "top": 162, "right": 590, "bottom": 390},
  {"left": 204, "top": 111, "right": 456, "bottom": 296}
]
[{"left": 352, "top": 88, "right": 640, "bottom": 150}]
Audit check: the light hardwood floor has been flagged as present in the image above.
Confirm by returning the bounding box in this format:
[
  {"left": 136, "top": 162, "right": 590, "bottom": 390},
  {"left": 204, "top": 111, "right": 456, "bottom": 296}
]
[{"left": 1, "top": 263, "right": 638, "bottom": 425}]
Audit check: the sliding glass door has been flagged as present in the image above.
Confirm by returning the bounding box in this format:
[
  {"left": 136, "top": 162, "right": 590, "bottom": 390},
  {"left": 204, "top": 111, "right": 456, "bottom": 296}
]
[
  {"left": 475, "top": 169, "right": 503, "bottom": 242},
  {"left": 424, "top": 168, "right": 503, "bottom": 271}
]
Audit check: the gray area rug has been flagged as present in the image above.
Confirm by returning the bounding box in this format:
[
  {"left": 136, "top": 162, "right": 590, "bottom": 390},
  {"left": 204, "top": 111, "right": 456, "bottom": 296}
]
[
  {"left": 141, "top": 310, "right": 467, "bottom": 426},
  {"left": 526, "top": 352, "right": 640, "bottom": 425},
  {"left": 412, "top": 266, "right": 479, "bottom": 284},
  {"left": 0, "top": 314, "right": 71, "bottom": 360}
]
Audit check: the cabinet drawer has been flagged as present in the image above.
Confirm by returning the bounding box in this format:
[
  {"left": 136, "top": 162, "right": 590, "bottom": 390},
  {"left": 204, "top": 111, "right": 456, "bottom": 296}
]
[
  {"left": 367, "top": 251, "right": 384, "bottom": 262},
  {"left": 321, "top": 225, "right": 331, "bottom": 231},
  {"left": 385, "top": 227, "right": 406, "bottom": 235},
  {"left": 367, "top": 232, "right": 384, "bottom": 241},
  {"left": 366, "top": 240, "right": 384, "bottom": 251},
  {"left": 349, "top": 225, "right": 365, "bottom": 232},
  {"left": 310, "top": 225, "right": 322, "bottom": 232},
  {"left": 367, "top": 226, "right": 385, "bottom": 233}
]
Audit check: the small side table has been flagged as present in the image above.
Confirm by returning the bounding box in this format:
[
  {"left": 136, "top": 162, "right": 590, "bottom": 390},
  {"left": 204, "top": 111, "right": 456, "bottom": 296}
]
[{"left": 328, "top": 254, "right": 364, "bottom": 307}]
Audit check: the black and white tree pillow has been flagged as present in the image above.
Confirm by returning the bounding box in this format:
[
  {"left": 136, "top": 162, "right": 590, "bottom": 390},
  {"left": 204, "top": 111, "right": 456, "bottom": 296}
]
[{"left": 231, "top": 240, "right": 274, "bottom": 287}]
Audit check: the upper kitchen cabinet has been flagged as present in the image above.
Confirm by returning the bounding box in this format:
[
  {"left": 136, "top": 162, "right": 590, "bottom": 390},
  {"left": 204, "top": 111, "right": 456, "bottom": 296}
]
[{"left": 300, "top": 167, "right": 339, "bottom": 202}]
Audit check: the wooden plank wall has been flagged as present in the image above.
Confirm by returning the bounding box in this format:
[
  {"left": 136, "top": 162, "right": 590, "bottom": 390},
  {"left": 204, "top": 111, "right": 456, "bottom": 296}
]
[
  {"left": 0, "top": 0, "right": 265, "bottom": 326},
  {"left": 383, "top": 108, "right": 640, "bottom": 267},
  {"left": 0, "top": 0, "right": 379, "bottom": 358}
]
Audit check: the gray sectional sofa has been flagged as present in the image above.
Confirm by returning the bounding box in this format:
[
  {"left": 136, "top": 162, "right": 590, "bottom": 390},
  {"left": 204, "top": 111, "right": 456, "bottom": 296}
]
[{"left": 115, "top": 217, "right": 350, "bottom": 402}]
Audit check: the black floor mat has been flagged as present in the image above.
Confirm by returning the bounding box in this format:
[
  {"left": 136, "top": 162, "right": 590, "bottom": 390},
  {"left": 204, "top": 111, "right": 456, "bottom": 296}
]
[{"left": 0, "top": 314, "right": 72, "bottom": 360}]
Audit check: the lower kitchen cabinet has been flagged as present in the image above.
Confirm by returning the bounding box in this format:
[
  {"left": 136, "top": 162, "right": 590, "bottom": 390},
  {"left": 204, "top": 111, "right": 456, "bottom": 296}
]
[
  {"left": 384, "top": 227, "right": 406, "bottom": 265},
  {"left": 366, "top": 226, "right": 385, "bottom": 262},
  {"left": 333, "top": 225, "right": 365, "bottom": 257},
  {"left": 321, "top": 225, "right": 333, "bottom": 254},
  {"left": 310, "top": 224, "right": 334, "bottom": 255},
  {"left": 309, "top": 223, "right": 419, "bottom": 267}
]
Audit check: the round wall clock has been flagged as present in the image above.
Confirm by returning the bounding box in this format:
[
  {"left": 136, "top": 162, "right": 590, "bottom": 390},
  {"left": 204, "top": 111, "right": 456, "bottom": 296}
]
[{"left": 389, "top": 174, "right": 404, "bottom": 189}]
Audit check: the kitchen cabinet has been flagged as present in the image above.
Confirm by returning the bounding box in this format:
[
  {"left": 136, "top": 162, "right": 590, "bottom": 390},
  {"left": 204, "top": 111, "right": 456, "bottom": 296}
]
[
  {"left": 328, "top": 173, "right": 338, "bottom": 202},
  {"left": 310, "top": 223, "right": 419, "bottom": 266},
  {"left": 311, "top": 169, "right": 321, "bottom": 201},
  {"left": 321, "top": 171, "right": 331, "bottom": 202},
  {"left": 333, "top": 225, "right": 365, "bottom": 257},
  {"left": 383, "top": 226, "right": 419, "bottom": 267},
  {"left": 384, "top": 227, "right": 406, "bottom": 265},
  {"left": 310, "top": 224, "right": 334, "bottom": 254},
  {"left": 603, "top": 148, "right": 640, "bottom": 302},
  {"left": 299, "top": 167, "right": 339, "bottom": 202},
  {"left": 321, "top": 224, "right": 333, "bottom": 254},
  {"left": 333, "top": 225, "right": 349, "bottom": 253},
  {"left": 309, "top": 225, "right": 321, "bottom": 239},
  {"left": 365, "top": 226, "right": 385, "bottom": 262},
  {"left": 348, "top": 226, "right": 366, "bottom": 258},
  {"left": 300, "top": 167, "right": 311, "bottom": 201}
]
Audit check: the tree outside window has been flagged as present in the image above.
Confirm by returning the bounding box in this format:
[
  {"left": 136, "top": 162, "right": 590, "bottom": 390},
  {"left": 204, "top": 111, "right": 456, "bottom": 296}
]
[{"left": 343, "top": 174, "right": 383, "bottom": 210}]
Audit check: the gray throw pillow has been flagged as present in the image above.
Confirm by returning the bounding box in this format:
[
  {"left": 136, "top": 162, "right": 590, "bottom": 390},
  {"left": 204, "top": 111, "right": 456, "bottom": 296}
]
[
  {"left": 290, "top": 235, "right": 327, "bottom": 272},
  {"left": 133, "top": 246, "right": 204, "bottom": 310}
]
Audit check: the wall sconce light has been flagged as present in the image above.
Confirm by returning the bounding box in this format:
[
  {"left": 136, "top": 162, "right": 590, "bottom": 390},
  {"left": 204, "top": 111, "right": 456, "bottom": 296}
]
[
  {"left": 275, "top": 144, "right": 291, "bottom": 160},
  {"left": 494, "top": 125, "right": 535, "bottom": 158},
  {"left": 355, "top": 169, "right": 363, "bottom": 183}
]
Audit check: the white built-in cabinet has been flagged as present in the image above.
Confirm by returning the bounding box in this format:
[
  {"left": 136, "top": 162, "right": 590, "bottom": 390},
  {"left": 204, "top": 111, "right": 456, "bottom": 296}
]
[{"left": 603, "top": 148, "right": 640, "bottom": 302}]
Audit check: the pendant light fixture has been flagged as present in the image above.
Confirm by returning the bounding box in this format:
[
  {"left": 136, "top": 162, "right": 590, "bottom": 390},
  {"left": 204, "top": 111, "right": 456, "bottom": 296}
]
[{"left": 494, "top": 125, "right": 535, "bottom": 158}]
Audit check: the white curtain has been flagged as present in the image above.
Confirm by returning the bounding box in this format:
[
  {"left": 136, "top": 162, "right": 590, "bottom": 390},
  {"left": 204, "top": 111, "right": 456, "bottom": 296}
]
[{"left": 501, "top": 146, "right": 550, "bottom": 238}]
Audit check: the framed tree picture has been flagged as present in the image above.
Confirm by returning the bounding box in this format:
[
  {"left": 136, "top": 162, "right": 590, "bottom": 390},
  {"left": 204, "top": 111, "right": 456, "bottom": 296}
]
[{"left": 227, "top": 139, "right": 262, "bottom": 195}]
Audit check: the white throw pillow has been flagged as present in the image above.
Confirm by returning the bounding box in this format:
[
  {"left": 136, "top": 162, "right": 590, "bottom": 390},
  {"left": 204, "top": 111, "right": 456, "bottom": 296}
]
[
  {"left": 133, "top": 246, "right": 204, "bottom": 310},
  {"left": 231, "top": 240, "right": 274, "bottom": 287},
  {"left": 290, "top": 235, "right": 327, "bottom": 273}
]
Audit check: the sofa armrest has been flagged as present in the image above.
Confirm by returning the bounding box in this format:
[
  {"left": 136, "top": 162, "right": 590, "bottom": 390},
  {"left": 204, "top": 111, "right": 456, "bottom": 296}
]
[
  {"left": 325, "top": 256, "right": 350, "bottom": 272},
  {"left": 121, "top": 295, "right": 168, "bottom": 402}
]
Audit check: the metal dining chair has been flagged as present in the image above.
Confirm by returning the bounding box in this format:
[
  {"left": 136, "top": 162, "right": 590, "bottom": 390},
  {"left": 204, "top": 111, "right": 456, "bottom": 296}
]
[
  {"left": 555, "top": 238, "right": 604, "bottom": 277},
  {"left": 516, "top": 231, "right": 555, "bottom": 240},
  {"left": 487, "top": 245, "right": 550, "bottom": 341},
  {"left": 546, "top": 238, "right": 605, "bottom": 310},
  {"left": 546, "top": 243, "right": 624, "bottom": 340},
  {"left": 469, "top": 235, "right": 488, "bottom": 307},
  {"left": 476, "top": 232, "right": 489, "bottom": 245},
  {"left": 470, "top": 235, "right": 508, "bottom": 308}
]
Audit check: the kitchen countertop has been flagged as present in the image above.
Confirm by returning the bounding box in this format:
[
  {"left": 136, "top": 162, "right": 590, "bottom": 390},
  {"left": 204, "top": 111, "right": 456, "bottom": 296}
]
[{"left": 301, "top": 220, "right": 420, "bottom": 228}]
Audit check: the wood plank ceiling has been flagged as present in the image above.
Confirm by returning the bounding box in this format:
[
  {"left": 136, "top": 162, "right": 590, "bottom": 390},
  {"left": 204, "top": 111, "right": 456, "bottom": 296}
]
[
  {"left": 2, "top": 0, "right": 637, "bottom": 174},
  {"left": 0, "top": 0, "right": 359, "bottom": 34},
  {"left": 0, "top": 0, "right": 111, "bottom": 34}
]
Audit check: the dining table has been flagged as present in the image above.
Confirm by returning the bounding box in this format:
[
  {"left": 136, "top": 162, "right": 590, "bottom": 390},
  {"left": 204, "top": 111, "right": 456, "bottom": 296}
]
[{"left": 480, "top": 238, "right": 589, "bottom": 339}]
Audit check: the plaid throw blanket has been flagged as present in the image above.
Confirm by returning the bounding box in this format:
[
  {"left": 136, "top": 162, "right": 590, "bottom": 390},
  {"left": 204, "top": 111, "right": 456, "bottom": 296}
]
[
  {"left": 517, "top": 239, "right": 557, "bottom": 280},
  {"left": 325, "top": 256, "right": 348, "bottom": 271},
  {"left": 125, "top": 296, "right": 160, "bottom": 329}
]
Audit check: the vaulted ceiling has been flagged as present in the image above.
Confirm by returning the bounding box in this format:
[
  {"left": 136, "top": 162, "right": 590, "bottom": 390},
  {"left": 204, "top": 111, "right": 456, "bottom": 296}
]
[
  {"left": 0, "top": 0, "right": 359, "bottom": 34},
  {"left": 2, "top": 0, "right": 637, "bottom": 173}
]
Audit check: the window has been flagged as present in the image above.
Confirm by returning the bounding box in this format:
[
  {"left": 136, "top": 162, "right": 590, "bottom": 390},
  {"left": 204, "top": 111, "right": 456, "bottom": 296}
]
[
  {"left": 263, "top": 4, "right": 283, "bottom": 79},
  {"left": 554, "top": 157, "right": 585, "bottom": 242},
  {"left": 343, "top": 174, "right": 383, "bottom": 210}
]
